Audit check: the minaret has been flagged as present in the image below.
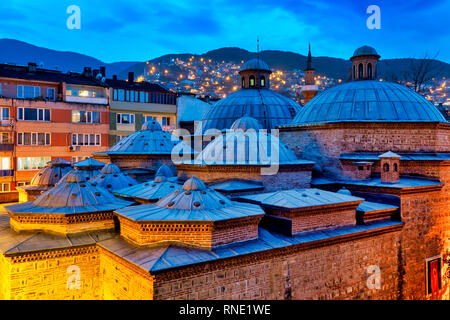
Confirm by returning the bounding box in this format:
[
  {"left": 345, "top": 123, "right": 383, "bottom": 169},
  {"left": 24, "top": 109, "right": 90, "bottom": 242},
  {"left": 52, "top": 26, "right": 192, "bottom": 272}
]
[{"left": 300, "top": 43, "right": 319, "bottom": 104}]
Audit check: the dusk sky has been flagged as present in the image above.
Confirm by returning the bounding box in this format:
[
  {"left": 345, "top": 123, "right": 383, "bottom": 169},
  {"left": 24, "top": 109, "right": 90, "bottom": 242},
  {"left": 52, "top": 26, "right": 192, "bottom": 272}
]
[{"left": 1, "top": 0, "right": 449, "bottom": 62}]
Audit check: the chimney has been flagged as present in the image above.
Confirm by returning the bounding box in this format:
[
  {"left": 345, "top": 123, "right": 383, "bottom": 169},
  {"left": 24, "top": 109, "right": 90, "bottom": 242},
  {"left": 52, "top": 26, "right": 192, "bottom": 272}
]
[
  {"left": 128, "top": 72, "right": 134, "bottom": 83},
  {"left": 100, "top": 66, "right": 106, "bottom": 77},
  {"left": 112, "top": 75, "right": 117, "bottom": 80},
  {"left": 379, "top": 151, "right": 401, "bottom": 183},
  {"left": 93, "top": 69, "right": 100, "bottom": 78},
  {"left": 83, "top": 67, "right": 92, "bottom": 78},
  {"left": 28, "top": 62, "right": 37, "bottom": 73}
]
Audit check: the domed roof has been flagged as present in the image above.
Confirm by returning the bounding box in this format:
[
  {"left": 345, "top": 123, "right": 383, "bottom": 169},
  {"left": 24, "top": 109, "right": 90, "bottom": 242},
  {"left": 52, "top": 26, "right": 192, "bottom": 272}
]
[
  {"left": 47, "top": 158, "right": 72, "bottom": 167},
  {"left": 114, "top": 175, "right": 182, "bottom": 203},
  {"left": 90, "top": 163, "right": 137, "bottom": 191},
  {"left": 141, "top": 120, "right": 163, "bottom": 131},
  {"left": 155, "top": 164, "right": 174, "bottom": 178},
  {"left": 240, "top": 58, "right": 271, "bottom": 73},
  {"left": 114, "top": 176, "right": 264, "bottom": 221},
  {"left": 195, "top": 121, "right": 300, "bottom": 165},
  {"left": 7, "top": 171, "right": 132, "bottom": 214},
  {"left": 29, "top": 161, "right": 72, "bottom": 187},
  {"left": 106, "top": 123, "right": 190, "bottom": 155},
  {"left": 196, "top": 88, "right": 301, "bottom": 134},
  {"left": 352, "top": 46, "right": 379, "bottom": 58},
  {"left": 230, "top": 116, "right": 262, "bottom": 131},
  {"left": 291, "top": 80, "right": 447, "bottom": 125},
  {"left": 74, "top": 158, "right": 105, "bottom": 169}
]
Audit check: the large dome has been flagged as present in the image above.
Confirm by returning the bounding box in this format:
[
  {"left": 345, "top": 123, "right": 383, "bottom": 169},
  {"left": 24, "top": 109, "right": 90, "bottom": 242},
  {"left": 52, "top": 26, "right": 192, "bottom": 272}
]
[
  {"left": 197, "top": 88, "right": 301, "bottom": 134},
  {"left": 291, "top": 80, "right": 446, "bottom": 125}
]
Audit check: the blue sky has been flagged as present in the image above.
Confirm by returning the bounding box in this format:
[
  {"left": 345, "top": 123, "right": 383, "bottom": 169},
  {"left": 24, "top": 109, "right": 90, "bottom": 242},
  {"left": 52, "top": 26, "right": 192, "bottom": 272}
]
[{"left": 1, "top": 0, "right": 449, "bottom": 62}]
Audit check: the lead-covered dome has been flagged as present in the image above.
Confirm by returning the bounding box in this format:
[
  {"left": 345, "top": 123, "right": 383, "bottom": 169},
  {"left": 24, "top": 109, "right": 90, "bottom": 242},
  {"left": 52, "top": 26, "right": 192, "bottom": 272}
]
[
  {"left": 291, "top": 80, "right": 446, "bottom": 125},
  {"left": 195, "top": 117, "right": 300, "bottom": 165},
  {"left": 106, "top": 120, "right": 187, "bottom": 155},
  {"left": 352, "top": 45, "right": 380, "bottom": 58},
  {"left": 29, "top": 158, "right": 72, "bottom": 187},
  {"left": 90, "top": 163, "right": 137, "bottom": 191},
  {"left": 240, "top": 58, "right": 271, "bottom": 73},
  {"left": 197, "top": 89, "right": 301, "bottom": 134},
  {"left": 7, "top": 171, "right": 131, "bottom": 213}
]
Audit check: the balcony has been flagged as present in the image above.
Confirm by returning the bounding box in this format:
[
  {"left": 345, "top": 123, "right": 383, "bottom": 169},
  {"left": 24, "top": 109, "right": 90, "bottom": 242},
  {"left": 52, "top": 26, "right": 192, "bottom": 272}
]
[
  {"left": 0, "top": 169, "right": 13, "bottom": 177},
  {"left": 65, "top": 95, "right": 108, "bottom": 105},
  {"left": 0, "top": 144, "right": 13, "bottom": 151},
  {"left": 0, "top": 118, "right": 14, "bottom": 127}
]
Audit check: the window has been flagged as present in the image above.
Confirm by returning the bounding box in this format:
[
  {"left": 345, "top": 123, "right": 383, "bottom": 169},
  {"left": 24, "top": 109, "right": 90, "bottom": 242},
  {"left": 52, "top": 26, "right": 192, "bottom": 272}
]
[
  {"left": 17, "top": 157, "right": 50, "bottom": 170},
  {"left": 17, "top": 181, "right": 30, "bottom": 187},
  {"left": 118, "top": 89, "right": 125, "bottom": 101},
  {"left": 72, "top": 134, "right": 100, "bottom": 146},
  {"left": 394, "top": 163, "right": 398, "bottom": 172},
  {"left": 0, "top": 133, "right": 10, "bottom": 144},
  {"left": 17, "top": 108, "right": 50, "bottom": 121},
  {"left": 0, "top": 107, "right": 9, "bottom": 120},
  {"left": 0, "top": 183, "right": 10, "bottom": 192},
  {"left": 260, "top": 76, "right": 265, "bottom": 87},
  {"left": 249, "top": 76, "right": 255, "bottom": 87},
  {"left": 358, "top": 63, "right": 363, "bottom": 79},
  {"left": 144, "top": 115, "right": 156, "bottom": 123},
  {"left": 113, "top": 89, "right": 118, "bottom": 101},
  {"left": 242, "top": 77, "right": 245, "bottom": 87},
  {"left": 0, "top": 157, "right": 10, "bottom": 170},
  {"left": 368, "top": 63, "right": 373, "bottom": 79},
  {"left": 46, "top": 88, "right": 55, "bottom": 100},
  {"left": 116, "top": 113, "right": 135, "bottom": 124},
  {"left": 17, "top": 85, "right": 41, "bottom": 99},
  {"left": 353, "top": 65, "right": 356, "bottom": 80},
  {"left": 426, "top": 256, "right": 442, "bottom": 297},
  {"left": 162, "top": 117, "right": 171, "bottom": 126},
  {"left": 72, "top": 111, "right": 101, "bottom": 123},
  {"left": 17, "top": 132, "right": 50, "bottom": 146},
  {"left": 383, "top": 163, "right": 390, "bottom": 172},
  {"left": 72, "top": 156, "right": 88, "bottom": 163}
]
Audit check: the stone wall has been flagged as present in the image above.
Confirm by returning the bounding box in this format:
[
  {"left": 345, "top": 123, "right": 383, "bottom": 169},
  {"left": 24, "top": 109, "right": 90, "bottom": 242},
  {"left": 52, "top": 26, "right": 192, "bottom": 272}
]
[
  {"left": 280, "top": 123, "right": 450, "bottom": 177},
  {"left": 99, "top": 247, "right": 154, "bottom": 300},
  {"left": 3, "top": 246, "right": 100, "bottom": 300},
  {"left": 152, "top": 229, "right": 402, "bottom": 300}
]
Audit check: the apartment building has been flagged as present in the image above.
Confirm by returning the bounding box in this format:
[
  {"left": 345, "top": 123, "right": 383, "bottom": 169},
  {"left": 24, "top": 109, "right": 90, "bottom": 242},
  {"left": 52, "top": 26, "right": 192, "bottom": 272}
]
[
  {"left": 107, "top": 72, "right": 177, "bottom": 146},
  {"left": 0, "top": 63, "right": 110, "bottom": 193}
]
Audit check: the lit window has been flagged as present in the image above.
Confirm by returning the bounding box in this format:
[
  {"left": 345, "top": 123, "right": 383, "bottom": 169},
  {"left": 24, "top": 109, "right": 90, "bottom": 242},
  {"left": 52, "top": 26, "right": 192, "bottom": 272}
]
[
  {"left": 249, "top": 76, "right": 255, "bottom": 87},
  {"left": 260, "top": 76, "right": 265, "bottom": 87}
]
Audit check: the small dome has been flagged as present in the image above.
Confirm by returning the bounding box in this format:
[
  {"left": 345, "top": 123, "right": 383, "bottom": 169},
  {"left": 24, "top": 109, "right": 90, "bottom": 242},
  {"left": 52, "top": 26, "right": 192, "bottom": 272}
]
[
  {"left": 292, "top": 80, "right": 447, "bottom": 124},
  {"left": 106, "top": 124, "right": 191, "bottom": 155},
  {"left": 240, "top": 58, "right": 271, "bottom": 73},
  {"left": 29, "top": 162, "right": 72, "bottom": 187},
  {"left": 230, "top": 116, "right": 262, "bottom": 131},
  {"left": 65, "top": 171, "right": 86, "bottom": 183},
  {"left": 47, "top": 158, "right": 72, "bottom": 167},
  {"left": 195, "top": 129, "right": 298, "bottom": 165},
  {"left": 352, "top": 46, "right": 379, "bottom": 58},
  {"left": 100, "top": 163, "right": 121, "bottom": 174},
  {"left": 153, "top": 175, "right": 167, "bottom": 183},
  {"left": 74, "top": 158, "right": 105, "bottom": 169},
  {"left": 114, "top": 176, "right": 182, "bottom": 203},
  {"left": 337, "top": 187, "right": 352, "bottom": 196},
  {"left": 155, "top": 164, "right": 174, "bottom": 178},
  {"left": 90, "top": 164, "right": 137, "bottom": 191},
  {"left": 142, "top": 120, "right": 163, "bottom": 131},
  {"left": 30, "top": 172, "right": 131, "bottom": 210},
  {"left": 182, "top": 176, "right": 207, "bottom": 191}
]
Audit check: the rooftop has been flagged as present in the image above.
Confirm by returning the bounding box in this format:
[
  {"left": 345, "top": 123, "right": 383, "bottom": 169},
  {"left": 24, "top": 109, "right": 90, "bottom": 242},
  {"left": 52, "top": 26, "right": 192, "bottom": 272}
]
[
  {"left": 237, "top": 188, "right": 364, "bottom": 210},
  {"left": 290, "top": 80, "right": 447, "bottom": 125}
]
